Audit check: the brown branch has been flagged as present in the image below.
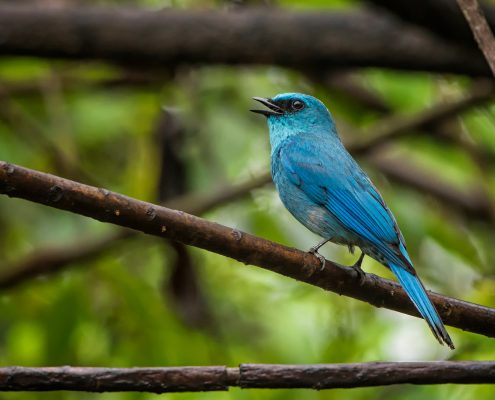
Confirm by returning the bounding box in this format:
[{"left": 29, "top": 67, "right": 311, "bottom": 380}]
[
  {"left": 0, "top": 5, "right": 488, "bottom": 75},
  {"left": 0, "top": 162, "right": 494, "bottom": 339},
  {"left": 458, "top": 0, "right": 495, "bottom": 77},
  {"left": 0, "top": 172, "right": 271, "bottom": 290},
  {"left": 0, "top": 362, "right": 495, "bottom": 392}
]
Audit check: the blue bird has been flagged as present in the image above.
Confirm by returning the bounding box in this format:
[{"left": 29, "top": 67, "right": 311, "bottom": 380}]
[{"left": 251, "top": 93, "right": 454, "bottom": 349}]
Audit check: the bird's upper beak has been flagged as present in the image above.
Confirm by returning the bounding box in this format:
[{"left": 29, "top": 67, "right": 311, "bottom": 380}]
[{"left": 250, "top": 97, "right": 283, "bottom": 117}]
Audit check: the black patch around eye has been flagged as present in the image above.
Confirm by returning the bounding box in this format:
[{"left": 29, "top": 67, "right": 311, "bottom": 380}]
[{"left": 271, "top": 99, "right": 305, "bottom": 113}]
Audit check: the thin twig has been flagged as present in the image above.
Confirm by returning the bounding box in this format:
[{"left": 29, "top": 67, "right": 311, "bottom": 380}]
[
  {"left": 0, "top": 231, "right": 130, "bottom": 290},
  {"left": 370, "top": 156, "right": 493, "bottom": 220},
  {"left": 0, "top": 362, "right": 495, "bottom": 392},
  {"left": 349, "top": 82, "right": 495, "bottom": 154},
  {"left": 0, "top": 161, "right": 494, "bottom": 338},
  {"left": 458, "top": 0, "right": 495, "bottom": 77}
]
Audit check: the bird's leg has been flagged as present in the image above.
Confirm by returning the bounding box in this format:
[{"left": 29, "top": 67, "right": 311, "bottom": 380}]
[
  {"left": 309, "top": 237, "right": 331, "bottom": 253},
  {"left": 350, "top": 251, "right": 366, "bottom": 285},
  {"left": 308, "top": 237, "right": 332, "bottom": 271},
  {"left": 353, "top": 251, "right": 365, "bottom": 268}
]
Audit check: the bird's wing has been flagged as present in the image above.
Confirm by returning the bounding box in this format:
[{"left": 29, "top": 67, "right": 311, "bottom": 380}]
[{"left": 279, "top": 135, "right": 413, "bottom": 272}]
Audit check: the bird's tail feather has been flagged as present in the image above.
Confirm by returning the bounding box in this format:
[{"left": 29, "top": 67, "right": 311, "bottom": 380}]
[{"left": 389, "top": 263, "right": 454, "bottom": 349}]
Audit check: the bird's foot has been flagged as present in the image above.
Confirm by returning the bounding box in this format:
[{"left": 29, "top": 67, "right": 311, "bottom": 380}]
[
  {"left": 350, "top": 252, "right": 366, "bottom": 285},
  {"left": 308, "top": 238, "right": 332, "bottom": 271},
  {"left": 308, "top": 247, "right": 326, "bottom": 271},
  {"left": 350, "top": 264, "right": 366, "bottom": 285}
]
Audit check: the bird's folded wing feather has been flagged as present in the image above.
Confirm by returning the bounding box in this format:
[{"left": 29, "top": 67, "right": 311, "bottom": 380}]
[{"left": 279, "top": 135, "right": 412, "bottom": 270}]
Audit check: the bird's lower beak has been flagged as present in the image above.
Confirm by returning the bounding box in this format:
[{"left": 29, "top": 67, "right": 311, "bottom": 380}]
[{"left": 250, "top": 97, "right": 283, "bottom": 117}]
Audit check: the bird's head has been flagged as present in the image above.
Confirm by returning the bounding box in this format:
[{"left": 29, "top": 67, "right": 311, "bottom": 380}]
[{"left": 251, "top": 93, "right": 336, "bottom": 145}]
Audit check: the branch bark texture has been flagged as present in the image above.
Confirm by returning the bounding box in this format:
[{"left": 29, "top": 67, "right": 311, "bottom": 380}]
[
  {"left": 0, "top": 162, "right": 494, "bottom": 338},
  {"left": 0, "top": 5, "right": 488, "bottom": 75},
  {"left": 0, "top": 362, "right": 494, "bottom": 392},
  {"left": 0, "top": 172, "right": 271, "bottom": 290}
]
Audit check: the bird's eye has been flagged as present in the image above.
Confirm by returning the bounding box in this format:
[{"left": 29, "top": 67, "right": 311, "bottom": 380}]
[{"left": 292, "top": 100, "right": 305, "bottom": 111}]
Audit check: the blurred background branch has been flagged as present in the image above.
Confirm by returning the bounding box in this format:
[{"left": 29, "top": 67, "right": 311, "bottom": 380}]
[{"left": 0, "top": 5, "right": 488, "bottom": 75}]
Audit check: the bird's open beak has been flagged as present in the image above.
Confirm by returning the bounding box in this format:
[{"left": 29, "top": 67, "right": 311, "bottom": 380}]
[{"left": 250, "top": 97, "right": 283, "bottom": 116}]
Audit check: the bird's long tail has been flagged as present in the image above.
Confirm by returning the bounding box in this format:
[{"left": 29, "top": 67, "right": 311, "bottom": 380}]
[{"left": 389, "top": 263, "right": 454, "bottom": 349}]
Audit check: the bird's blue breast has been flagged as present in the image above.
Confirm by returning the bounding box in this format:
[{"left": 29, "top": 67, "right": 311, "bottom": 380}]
[
  {"left": 271, "top": 139, "right": 356, "bottom": 246},
  {"left": 271, "top": 133, "right": 412, "bottom": 270}
]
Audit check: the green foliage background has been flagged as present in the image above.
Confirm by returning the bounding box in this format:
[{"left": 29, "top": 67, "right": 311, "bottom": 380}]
[{"left": 0, "top": 0, "right": 495, "bottom": 399}]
